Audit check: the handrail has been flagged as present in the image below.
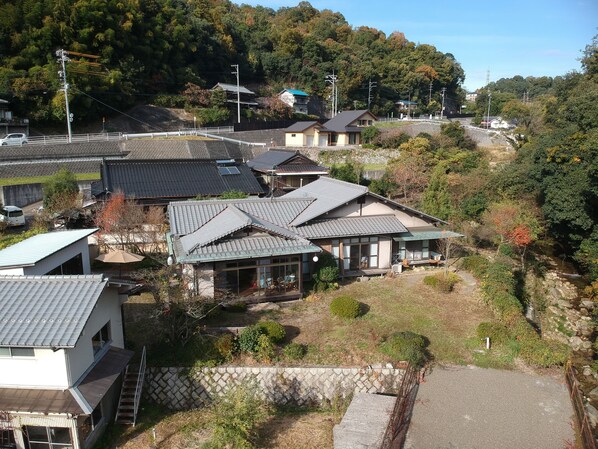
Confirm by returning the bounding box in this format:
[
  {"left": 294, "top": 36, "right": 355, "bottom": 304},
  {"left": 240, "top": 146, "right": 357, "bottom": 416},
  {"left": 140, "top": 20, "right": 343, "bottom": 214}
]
[
  {"left": 132, "top": 345, "right": 146, "bottom": 426},
  {"left": 565, "top": 361, "right": 597, "bottom": 449}
]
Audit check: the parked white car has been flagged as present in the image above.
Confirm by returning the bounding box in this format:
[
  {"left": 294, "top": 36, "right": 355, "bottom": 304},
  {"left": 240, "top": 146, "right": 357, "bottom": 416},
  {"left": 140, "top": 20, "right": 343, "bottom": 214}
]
[
  {"left": 0, "top": 205, "right": 26, "bottom": 227},
  {"left": 0, "top": 133, "right": 28, "bottom": 145}
]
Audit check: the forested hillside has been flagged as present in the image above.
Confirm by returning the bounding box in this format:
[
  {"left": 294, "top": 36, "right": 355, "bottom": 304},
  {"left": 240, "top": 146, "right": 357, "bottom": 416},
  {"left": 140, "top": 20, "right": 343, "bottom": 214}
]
[{"left": 0, "top": 0, "right": 464, "bottom": 125}]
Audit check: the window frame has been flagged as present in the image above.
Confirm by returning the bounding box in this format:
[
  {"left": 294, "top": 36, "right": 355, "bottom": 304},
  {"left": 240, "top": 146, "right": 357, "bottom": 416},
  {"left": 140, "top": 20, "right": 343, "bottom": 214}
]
[{"left": 92, "top": 322, "right": 111, "bottom": 356}]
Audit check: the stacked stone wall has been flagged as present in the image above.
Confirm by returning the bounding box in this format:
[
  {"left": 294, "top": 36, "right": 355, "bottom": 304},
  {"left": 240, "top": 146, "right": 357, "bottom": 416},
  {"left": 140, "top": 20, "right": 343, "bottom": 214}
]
[{"left": 146, "top": 366, "right": 405, "bottom": 410}]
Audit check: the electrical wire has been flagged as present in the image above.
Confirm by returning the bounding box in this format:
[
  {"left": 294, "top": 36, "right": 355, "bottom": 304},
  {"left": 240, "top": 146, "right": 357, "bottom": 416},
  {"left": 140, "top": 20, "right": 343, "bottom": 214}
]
[{"left": 71, "top": 86, "right": 165, "bottom": 131}]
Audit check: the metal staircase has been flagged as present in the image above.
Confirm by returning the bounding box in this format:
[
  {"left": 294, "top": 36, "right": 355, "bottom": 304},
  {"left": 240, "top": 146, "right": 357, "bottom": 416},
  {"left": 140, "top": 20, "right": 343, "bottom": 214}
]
[{"left": 115, "top": 346, "right": 146, "bottom": 426}]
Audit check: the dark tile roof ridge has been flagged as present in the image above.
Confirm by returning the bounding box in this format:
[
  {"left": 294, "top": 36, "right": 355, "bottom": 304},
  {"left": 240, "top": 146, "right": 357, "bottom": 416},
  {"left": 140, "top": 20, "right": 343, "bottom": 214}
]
[
  {"left": 173, "top": 196, "right": 315, "bottom": 207},
  {"left": 0, "top": 274, "right": 104, "bottom": 281}
]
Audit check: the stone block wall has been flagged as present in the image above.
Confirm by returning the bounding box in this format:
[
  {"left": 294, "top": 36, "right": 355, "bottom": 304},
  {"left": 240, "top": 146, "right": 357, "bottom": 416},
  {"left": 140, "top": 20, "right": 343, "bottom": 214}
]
[{"left": 146, "top": 366, "right": 405, "bottom": 410}]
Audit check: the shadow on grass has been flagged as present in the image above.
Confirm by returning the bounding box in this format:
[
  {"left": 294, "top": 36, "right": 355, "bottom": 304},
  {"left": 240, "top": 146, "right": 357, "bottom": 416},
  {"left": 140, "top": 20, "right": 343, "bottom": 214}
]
[{"left": 92, "top": 403, "right": 172, "bottom": 449}]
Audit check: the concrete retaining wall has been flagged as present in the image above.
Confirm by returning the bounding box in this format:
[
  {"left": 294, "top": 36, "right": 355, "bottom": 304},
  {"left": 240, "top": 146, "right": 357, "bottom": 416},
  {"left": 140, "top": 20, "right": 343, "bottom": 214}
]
[{"left": 146, "top": 365, "right": 405, "bottom": 410}]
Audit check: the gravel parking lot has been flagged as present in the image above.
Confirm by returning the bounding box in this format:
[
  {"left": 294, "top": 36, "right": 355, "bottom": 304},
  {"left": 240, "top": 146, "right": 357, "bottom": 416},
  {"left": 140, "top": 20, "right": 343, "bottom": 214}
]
[{"left": 404, "top": 365, "right": 575, "bottom": 449}]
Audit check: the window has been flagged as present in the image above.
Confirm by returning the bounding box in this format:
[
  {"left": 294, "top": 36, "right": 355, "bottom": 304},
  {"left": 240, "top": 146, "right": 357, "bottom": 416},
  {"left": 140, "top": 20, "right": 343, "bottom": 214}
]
[
  {"left": 0, "top": 429, "right": 16, "bottom": 449},
  {"left": 0, "top": 347, "right": 35, "bottom": 357},
  {"left": 342, "top": 237, "right": 378, "bottom": 270},
  {"left": 291, "top": 133, "right": 296, "bottom": 137},
  {"left": 92, "top": 323, "right": 110, "bottom": 356},
  {"left": 23, "top": 426, "right": 73, "bottom": 449}
]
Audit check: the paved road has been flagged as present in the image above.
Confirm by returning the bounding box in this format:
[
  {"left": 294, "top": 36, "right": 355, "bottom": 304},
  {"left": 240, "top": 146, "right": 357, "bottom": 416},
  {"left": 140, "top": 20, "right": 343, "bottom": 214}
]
[{"left": 404, "top": 365, "right": 574, "bottom": 449}]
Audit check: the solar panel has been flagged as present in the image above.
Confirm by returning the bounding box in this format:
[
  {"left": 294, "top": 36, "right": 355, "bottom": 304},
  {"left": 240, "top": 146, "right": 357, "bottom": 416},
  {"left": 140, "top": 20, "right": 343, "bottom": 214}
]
[{"left": 218, "top": 166, "right": 240, "bottom": 175}]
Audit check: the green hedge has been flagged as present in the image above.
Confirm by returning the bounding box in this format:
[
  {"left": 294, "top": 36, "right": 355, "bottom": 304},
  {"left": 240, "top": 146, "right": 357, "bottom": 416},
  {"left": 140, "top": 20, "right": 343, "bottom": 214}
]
[
  {"left": 464, "top": 255, "right": 570, "bottom": 367},
  {"left": 379, "top": 331, "right": 428, "bottom": 367},
  {"left": 283, "top": 342, "right": 306, "bottom": 360},
  {"left": 256, "top": 321, "right": 286, "bottom": 343},
  {"left": 330, "top": 295, "right": 361, "bottom": 319}
]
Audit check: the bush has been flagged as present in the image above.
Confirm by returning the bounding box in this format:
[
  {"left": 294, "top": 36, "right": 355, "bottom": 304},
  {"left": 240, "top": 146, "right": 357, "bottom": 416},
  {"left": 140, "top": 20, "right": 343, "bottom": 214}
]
[
  {"left": 476, "top": 322, "right": 512, "bottom": 345},
  {"left": 518, "top": 337, "right": 570, "bottom": 367},
  {"left": 257, "top": 321, "right": 286, "bottom": 343},
  {"left": 152, "top": 94, "right": 186, "bottom": 108},
  {"left": 379, "top": 331, "right": 428, "bottom": 367},
  {"left": 256, "top": 334, "right": 275, "bottom": 362},
  {"left": 314, "top": 252, "right": 340, "bottom": 291},
  {"left": 214, "top": 333, "right": 237, "bottom": 360},
  {"left": 330, "top": 295, "right": 361, "bottom": 319},
  {"left": 204, "top": 385, "right": 272, "bottom": 449},
  {"left": 423, "top": 272, "right": 460, "bottom": 292},
  {"left": 283, "top": 342, "right": 306, "bottom": 360},
  {"left": 460, "top": 255, "right": 489, "bottom": 278},
  {"left": 238, "top": 325, "right": 266, "bottom": 353}
]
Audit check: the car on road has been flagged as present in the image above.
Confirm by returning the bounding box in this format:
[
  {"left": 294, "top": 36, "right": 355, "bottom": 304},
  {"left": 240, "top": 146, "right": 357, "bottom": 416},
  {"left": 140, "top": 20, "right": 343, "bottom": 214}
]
[
  {"left": 0, "top": 133, "right": 28, "bottom": 146},
  {"left": 0, "top": 205, "right": 26, "bottom": 227}
]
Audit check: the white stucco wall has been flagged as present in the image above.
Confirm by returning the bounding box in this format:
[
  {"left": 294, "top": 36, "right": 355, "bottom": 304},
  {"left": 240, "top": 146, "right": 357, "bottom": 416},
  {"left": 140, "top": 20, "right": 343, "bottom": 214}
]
[
  {"left": 378, "top": 237, "right": 392, "bottom": 269},
  {"left": 66, "top": 288, "right": 125, "bottom": 384},
  {"left": 285, "top": 132, "right": 305, "bottom": 147},
  {"left": 0, "top": 348, "right": 69, "bottom": 388}
]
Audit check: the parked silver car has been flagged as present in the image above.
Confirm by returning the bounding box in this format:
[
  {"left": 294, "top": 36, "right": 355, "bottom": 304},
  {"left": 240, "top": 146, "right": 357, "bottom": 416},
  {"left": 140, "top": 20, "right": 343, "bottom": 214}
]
[{"left": 0, "top": 133, "right": 28, "bottom": 145}]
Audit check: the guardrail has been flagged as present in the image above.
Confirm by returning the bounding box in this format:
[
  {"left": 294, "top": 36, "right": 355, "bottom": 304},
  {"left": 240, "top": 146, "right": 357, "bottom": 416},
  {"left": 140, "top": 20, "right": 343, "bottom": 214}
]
[
  {"left": 24, "top": 126, "right": 240, "bottom": 146},
  {"left": 565, "top": 361, "right": 597, "bottom": 449}
]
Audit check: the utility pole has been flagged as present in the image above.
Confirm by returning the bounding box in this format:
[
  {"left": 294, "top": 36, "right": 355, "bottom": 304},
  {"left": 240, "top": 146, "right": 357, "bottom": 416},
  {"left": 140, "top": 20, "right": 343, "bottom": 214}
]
[
  {"left": 367, "top": 79, "right": 377, "bottom": 110},
  {"left": 56, "top": 49, "right": 73, "bottom": 143},
  {"left": 231, "top": 64, "right": 240, "bottom": 124},
  {"left": 325, "top": 72, "right": 338, "bottom": 117},
  {"left": 428, "top": 80, "right": 433, "bottom": 104},
  {"left": 486, "top": 92, "right": 492, "bottom": 129},
  {"left": 440, "top": 87, "right": 446, "bottom": 119}
]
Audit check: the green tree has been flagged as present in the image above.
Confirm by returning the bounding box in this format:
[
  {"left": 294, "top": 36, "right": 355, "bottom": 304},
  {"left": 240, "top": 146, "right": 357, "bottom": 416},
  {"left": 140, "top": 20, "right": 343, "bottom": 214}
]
[
  {"left": 421, "top": 164, "right": 452, "bottom": 220},
  {"left": 43, "top": 168, "right": 79, "bottom": 213}
]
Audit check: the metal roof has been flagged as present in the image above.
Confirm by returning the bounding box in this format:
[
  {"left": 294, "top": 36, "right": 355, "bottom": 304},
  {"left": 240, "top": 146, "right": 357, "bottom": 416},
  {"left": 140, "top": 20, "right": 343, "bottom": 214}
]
[
  {"left": 212, "top": 83, "right": 256, "bottom": 95},
  {"left": 297, "top": 215, "right": 407, "bottom": 239},
  {"left": 247, "top": 150, "right": 327, "bottom": 174},
  {"left": 285, "top": 177, "right": 368, "bottom": 226},
  {"left": 393, "top": 230, "right": 464, "bottom": 241},
  {"left": 282, "top": 89, "right": 309, "bottom": 97},
  {"left": 0, "top": 229, "right": 98, "bottom": 269},
  {"left": 285, "top": 121, "right": 321, "bottom": 132},
  {"left": 273, "top": 164, "right": 329, "bottom": 175},
  {"left": 0, "top": 387, "right": 83, "bottom": 415},
  {"left": 0, "top": 275, "right": 108, "bottom": 348},
  {"left": 92, "top": 159, "right": 264, "bottom": 201},
  {"left": 323, "top": 110, "right": 375, "bottom": 132}
]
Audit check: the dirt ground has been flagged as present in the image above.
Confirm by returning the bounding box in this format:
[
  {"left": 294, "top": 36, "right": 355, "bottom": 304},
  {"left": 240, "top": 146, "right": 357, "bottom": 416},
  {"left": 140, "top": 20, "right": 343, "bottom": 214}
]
[{"left": 104, "top": 408, "right": 336, "bottom": 449}]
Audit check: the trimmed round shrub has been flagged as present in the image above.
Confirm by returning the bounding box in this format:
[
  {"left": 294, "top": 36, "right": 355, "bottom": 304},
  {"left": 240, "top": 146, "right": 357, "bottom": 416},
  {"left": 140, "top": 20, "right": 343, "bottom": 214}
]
[
  {"left": 379, "top": 331, "right": 428, "bottom": 367},
  {"left": 460, "top": 255, "right": 490, "bottom": 278},
  {"left": 283, "top": 342, "right": 306, "bottom": 360},
  {"left": 476, "top": 322, "right": 512, "bottom": 345},
  {"left": 238, "top": 325, "right": 266, "bottom": 353},
  {"left": 257, "top": 320, "right": 286, "bottom": 343},
  {"left": 214, "top": 333, "right": 237, "bottom": 360},
  {"left": 330, "top": 295, "right": 361, "bottom": 319},
  {"left": 423, "top": 272, "right": 460, "bottom": 292}
]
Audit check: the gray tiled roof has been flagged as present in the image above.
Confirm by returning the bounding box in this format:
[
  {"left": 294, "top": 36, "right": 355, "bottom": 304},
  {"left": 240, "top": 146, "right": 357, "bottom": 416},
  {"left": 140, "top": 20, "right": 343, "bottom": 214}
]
[
  {"left": 212, "top": 83, "right": 255, "bottom": 95},
  {"left": 168, "top": 197, "right": 313, "bottom": 235},
  {"left": 0, "top": 141, "right": 123, "bottom": 161},
  {"left": 285, "top": 177, "right": 368, "bottom": 226},
  {"left": 246, "top": 150, "right": 328, "bottom": 175},
  {"left": 173, "top": 233, "right": 319, "bottom": 263},
  {"left": 247, "top": 149, "right": 299, "bottom": 170},
  {"left": 296, "top": 215, "right": 407, "bottom": 239},
  {"left": 0, "top": 275, "right": 108, "bottom": 348},
  {"left": 323, "top": 110, "right": 373, "bottom": 132},
  {"left": 274, "top": 164, "right": 329, "bottom": 174},
  {"left": 0, "top": 229, "right": 98, "bottom": 269},
  {"left": 0, "top": 159, "right": 102, "bottom": 178}
]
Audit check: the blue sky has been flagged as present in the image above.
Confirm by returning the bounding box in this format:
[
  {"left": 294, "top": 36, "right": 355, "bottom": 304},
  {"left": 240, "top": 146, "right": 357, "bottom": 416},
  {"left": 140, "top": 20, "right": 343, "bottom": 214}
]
[{"left": 234, "top": 0, "right": 597, "bottom": 91}]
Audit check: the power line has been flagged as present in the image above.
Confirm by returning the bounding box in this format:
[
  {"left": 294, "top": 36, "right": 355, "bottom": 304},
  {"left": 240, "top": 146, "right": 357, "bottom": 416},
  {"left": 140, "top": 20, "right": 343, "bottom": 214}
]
[
  {"left": 325, "top": 72, "right": 338, "bottom": 117},
  {"left": 367, "top": 79, "right": 377, "bottom": 110},
  {"left": 72, "top": 87, "right": 164, "bottom": 131}
]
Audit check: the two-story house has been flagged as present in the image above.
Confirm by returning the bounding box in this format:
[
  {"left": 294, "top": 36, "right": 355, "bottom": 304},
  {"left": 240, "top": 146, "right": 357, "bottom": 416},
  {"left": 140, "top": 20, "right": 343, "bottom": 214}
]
[
  {"left": 284, "top": 110, "right": 378, "bottom": 147},
  {"left": 0, "top": 275, "right": 133, "bottom": 449},
  {"left": 279, "top": 89, "right": 309, "bottom": 114}
]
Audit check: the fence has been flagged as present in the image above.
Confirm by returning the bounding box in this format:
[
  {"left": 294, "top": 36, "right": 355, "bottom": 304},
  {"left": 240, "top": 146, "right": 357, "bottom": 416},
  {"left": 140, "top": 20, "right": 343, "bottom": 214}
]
[
  {"left": 381, "top": 363, "right": 420, "bottom": 449},
  {"left": 565, "top": 361, "right": 597, "bottom": 449}
]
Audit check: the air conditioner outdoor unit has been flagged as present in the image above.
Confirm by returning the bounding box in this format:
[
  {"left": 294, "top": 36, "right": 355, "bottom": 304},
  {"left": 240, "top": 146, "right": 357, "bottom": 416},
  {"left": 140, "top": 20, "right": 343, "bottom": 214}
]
[{"left": 391, "top": 264, "right": 402, "bottom": 274}]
